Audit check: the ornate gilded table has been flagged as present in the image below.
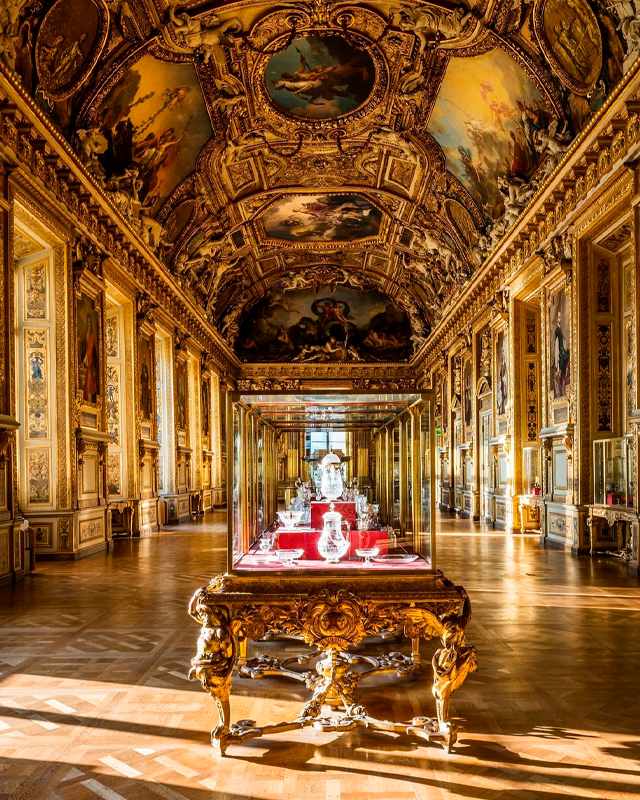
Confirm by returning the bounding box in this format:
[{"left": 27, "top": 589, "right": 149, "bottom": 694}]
[{"left": 188, "top": 570, "right": 477, "bottom": 755}]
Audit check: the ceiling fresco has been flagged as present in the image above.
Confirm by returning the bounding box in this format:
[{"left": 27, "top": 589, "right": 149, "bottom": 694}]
[
  {"left": 260, "top": 193, "right": 383, "bottom": 242},
  {"left": 1, "top": 0, "right": 636, "bottom": 364},
  {"left": 236, "top": 285, "right": 414, "bottom": 363},
  {"left": 264, "top": 33, "right": 376, "bottom": 120}
]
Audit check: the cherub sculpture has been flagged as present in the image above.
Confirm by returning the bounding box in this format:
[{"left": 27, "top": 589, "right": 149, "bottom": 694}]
[
  {"left": 165, "top": 2, "right": 242, "bottom": 64},
  {"left": 390, "top": 3, "right": 474, "bottom": 57}
]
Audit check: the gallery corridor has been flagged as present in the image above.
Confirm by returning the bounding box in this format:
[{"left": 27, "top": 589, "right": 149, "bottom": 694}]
[{"left": 1, "top": 514, "right": 639, "bottom": 800}]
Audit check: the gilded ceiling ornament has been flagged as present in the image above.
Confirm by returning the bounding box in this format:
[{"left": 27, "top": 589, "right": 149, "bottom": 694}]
[
  {"left": 0, "top": 0, "right": 29, "bottom": 69},
  {"left": 389, "top": 2, "right": 479, "bottom": 58},
  {"left": 608, "top": 1, "right": 640, "bottom": 71},
  {"left": 162, "top": 1, "right": 243, "bottom": 65}
]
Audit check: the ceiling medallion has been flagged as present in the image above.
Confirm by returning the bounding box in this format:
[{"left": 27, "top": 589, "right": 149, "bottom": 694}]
[
  {"left": 35, "top": 0, "right": 109, "bottom": 100},
  {"left": 532, "top": 0, "right": 602, "bottom": 96}
]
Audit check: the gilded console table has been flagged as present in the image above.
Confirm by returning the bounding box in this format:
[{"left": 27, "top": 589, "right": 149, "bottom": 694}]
[{"left": 188, "top": 571, "right": 477, "bottom": 755}]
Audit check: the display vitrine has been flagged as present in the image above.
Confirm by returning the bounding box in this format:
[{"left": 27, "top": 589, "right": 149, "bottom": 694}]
[
  {"left": 593, "top": 437, "right": 634, "bottom": 508},
  {"left": 188, "top": 392, "right": 476, "bottom": 756},
  {"left": 522, "top": 446, "right": 542, "bottom": 496},
  {"left": 228, "top": 393, "right": 434, "bottom": 574}
]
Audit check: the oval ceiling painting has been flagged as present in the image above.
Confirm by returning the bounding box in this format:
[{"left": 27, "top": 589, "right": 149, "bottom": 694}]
[
  {"left": 264, "top": 34, "right": 375, "bottom": 120},
  {"left": 534, "top": 0, "right": 602, "bottom": 95},
  {"left": 35, "top": 0, "right": 109, "bottom": 100},
  {"left": 261, "top": 193, "right": 382, "bottom": 242}
]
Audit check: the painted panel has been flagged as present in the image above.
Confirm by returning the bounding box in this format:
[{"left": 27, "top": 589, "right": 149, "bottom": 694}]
[
  {"left": 549, "top": 287, "right": 570, "bottom": 401},
  {"left": 107, "top": 452, "right": 121, "bottom": 496},
  {"left": 106, "top": 364, "right": 120, "bottom": 446},
  {"left": 33, "top": 523, "right": 53, "bottom": 548},
  {"left": 105, "top": 313, "right": 118, "bottom": 358},
  {"left": 24, "top": 260, "right": 48, "bottom": 320},
  {"left": 264, "top": 34, "right": 375, "bottom": 120},
  {"left": 28, "top": 448, "right": 50, "bottom": 504},
  {"left": 76, "top": 293, "right": 100, "bottom": 405},
  {"left": 463, "top": 360, "right": 472, "bottom": 428},
  {"left": 94, "top": 55, "right": 212, "bottom": 212},
  {"left": 496, "top": 330, "right": 509, "bottom": 416},
  {"left": 236, "top": 286, "right": 412, "bottom": 363},
  {"left": 201, "top": 376, "right": 210, "bottom": 440},
  {"left": 139, "top": 335, "right": 153, "bottom": 421},
  {"left": 260, "top": 194, "right": 382, "bottom": 242},
  {"left": 176, "top": 360, "right": 188, "bottom": 432},
  {"left": 25, "top": 329, "right": 49, "bottom": 440},
  {"left": 79, "top": 517, "right": 103, "bottom": 544},
  {"left": 429, "top": 47, "right": 549, "bottom": 216}
]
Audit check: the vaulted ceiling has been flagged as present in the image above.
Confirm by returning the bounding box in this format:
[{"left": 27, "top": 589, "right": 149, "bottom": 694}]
[{"left": 3, "top": 0, "right": 630, "bottom": 363}]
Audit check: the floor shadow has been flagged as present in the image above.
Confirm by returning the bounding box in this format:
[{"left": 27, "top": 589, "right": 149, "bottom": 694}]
[
  {"left": 0, "top": 705, "right": 210, "bottom": 744},
  {"left": 232, "top": 729, "right": 640, "bottom": 799},
  {"left": 0, "top": 756, "right": 256, "bottom": 800}
]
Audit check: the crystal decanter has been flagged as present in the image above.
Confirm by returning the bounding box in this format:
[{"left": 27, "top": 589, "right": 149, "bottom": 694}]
[{"left": 317, "top": 503, "right": 350, "bottom": 563}]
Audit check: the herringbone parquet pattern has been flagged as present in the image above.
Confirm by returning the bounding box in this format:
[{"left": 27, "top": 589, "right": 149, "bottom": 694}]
[{"left": 1, "top": 513, "right": 639, "bottom": 800}]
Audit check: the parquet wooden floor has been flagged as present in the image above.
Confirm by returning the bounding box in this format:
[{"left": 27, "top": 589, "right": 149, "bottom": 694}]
[{"left": 1, "top": 512, "right": 639, "bottom": 800}]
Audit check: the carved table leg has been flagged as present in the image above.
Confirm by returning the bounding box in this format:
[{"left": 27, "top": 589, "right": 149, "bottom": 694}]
[
  {"left": 431, "top": 616, "right": 478, "bottom": 752},
  {"left": 187, "top": 589, "right": 238, "bottom": 755}
]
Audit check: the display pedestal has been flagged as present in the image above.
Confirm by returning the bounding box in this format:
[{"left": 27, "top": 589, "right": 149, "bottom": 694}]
[{"left": 188, "top": 571, "right": 477, "bottom": 755}]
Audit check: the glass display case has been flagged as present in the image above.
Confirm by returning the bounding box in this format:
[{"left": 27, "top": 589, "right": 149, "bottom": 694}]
[
  {"left": 226, "top": 393, "right": 435, "bottom": 574},
  {"left": 593, "top": 436, "right": 635, "bottom": 508},
  {"left": 522, "top": 446, "right": 541, "bottom": 496}
]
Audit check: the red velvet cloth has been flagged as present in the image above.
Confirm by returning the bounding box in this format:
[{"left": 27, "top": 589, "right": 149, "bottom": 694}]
[
  {"left": 276, "top": 528, "right": 389, "bottom": 560},
  {"left": 310, "top": 501, "right": 357, "bottom": 530}
]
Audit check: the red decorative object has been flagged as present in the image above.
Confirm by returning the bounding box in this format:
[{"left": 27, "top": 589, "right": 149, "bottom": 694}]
[
  {"left": 277, "top": 529, "right": 389, "bottom": 560},
  {"left": 310, "top": 501, "right": 357, "bottom": 530}
]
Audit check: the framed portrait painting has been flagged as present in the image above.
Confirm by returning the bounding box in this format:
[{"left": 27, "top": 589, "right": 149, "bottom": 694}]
[
  {"left": 76, "top": 292, "right": 100, "bottom": 406},
  {"left": 496, "top": 330, "right": 509, "bottom": 417},
  {"left": 549, "top": 288, "right": 570, "bottom": 402}
]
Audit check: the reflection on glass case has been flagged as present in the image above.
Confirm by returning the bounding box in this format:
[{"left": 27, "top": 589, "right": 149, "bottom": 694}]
[
  {"left": 227, "top": 393, "right": 435, "bottom": 574},
  {"left": 593, "top": 437, "right": 635, "bottom": 508},
  {"left": 522, "top": 446, "right": 541, "bottom": 495}
]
